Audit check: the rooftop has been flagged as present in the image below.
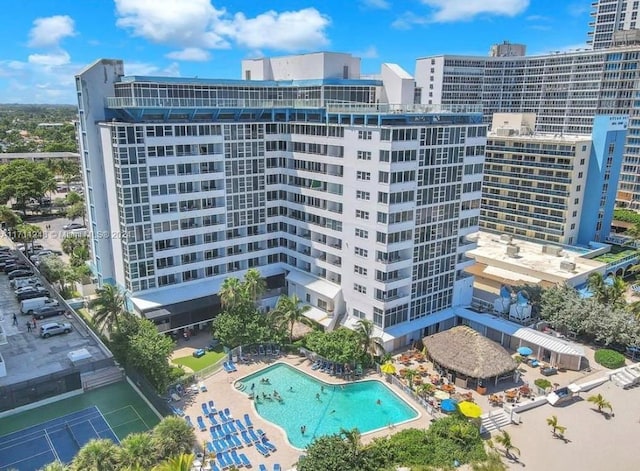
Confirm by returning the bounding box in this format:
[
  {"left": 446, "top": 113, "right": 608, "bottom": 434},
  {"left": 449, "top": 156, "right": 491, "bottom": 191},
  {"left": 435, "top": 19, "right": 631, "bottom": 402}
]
[
  {"left": 465, "top": 231, "right": 605, "bottom": 286},
  {"left": 487, "top": 131, "right": 592, "bottom": 142}
]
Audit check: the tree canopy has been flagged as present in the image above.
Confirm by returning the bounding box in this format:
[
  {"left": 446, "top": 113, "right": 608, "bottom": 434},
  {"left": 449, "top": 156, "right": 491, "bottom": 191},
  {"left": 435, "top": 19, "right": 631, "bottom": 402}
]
[{"left": 0, "top": 160, "right": 56, "bottom": 214}]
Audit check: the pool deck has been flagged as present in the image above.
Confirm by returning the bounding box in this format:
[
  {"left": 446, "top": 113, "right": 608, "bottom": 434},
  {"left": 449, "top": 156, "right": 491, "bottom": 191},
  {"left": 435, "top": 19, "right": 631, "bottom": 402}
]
[{"left": 178, "top": 354, "right": 432, "bottom": 470}]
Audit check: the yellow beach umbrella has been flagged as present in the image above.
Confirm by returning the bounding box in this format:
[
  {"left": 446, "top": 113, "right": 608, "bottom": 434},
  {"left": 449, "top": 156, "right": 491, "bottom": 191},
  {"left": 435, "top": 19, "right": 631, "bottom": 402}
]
[
  {"left": 381, "top": 362, "right": 396, "bottom": 374},
  {"left": 458, "top": 401, "right": 482, "bottom": 418}
]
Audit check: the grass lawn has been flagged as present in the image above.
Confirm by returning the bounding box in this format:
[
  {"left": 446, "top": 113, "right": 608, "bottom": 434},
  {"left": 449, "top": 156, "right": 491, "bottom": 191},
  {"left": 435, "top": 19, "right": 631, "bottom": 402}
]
[{"left": 172, "top": 348, "right": 226, "bottom": 372}]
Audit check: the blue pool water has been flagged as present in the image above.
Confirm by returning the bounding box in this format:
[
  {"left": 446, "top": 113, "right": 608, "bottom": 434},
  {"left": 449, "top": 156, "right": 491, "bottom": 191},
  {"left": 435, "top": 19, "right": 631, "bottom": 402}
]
[{"left": 238, "top": 363, "right": 419, "bottom": 448}]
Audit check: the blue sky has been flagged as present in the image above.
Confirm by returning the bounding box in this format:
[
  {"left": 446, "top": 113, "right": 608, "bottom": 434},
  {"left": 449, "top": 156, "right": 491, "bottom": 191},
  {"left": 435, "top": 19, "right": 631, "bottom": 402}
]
[{"left": 0, "top": 0, "right": 593, "bottom": 104}]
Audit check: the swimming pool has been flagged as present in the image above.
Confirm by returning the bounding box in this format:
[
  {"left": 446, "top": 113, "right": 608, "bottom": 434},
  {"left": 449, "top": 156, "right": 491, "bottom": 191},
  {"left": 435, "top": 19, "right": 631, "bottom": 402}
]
[{"left": 237, "top": 363, "right": 419, "bottom": 448}]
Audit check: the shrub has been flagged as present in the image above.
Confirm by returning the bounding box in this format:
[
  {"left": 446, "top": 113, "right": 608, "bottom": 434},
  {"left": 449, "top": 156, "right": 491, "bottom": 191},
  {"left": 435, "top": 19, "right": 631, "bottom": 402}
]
[
  {"left": 594, "top": 349, "right": 625, "bottom": 369},
  {"left": 534, "top": 378, "right": 552, "bottom": 391}
]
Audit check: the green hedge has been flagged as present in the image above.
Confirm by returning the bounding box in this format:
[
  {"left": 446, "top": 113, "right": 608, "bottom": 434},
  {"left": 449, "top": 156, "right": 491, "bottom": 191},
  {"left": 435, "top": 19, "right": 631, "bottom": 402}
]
[
  {"left": 613, "top": 209, "right": 640, "bottom": 225},
  {"left": 534, "top": 378, "right": 552, "bottom": 390},
  {"left": 594, "top": 349, "right": 625, "bottom": 369}
]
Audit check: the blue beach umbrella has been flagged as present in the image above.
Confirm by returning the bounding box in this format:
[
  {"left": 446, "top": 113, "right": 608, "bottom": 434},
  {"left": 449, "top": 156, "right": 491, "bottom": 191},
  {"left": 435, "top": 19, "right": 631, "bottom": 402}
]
[
  {"left": 517, "top": 346, "right": 533, "bottom": 356},
  {"left": 440, "top": 398, "right": 458, "bottom": 413}
]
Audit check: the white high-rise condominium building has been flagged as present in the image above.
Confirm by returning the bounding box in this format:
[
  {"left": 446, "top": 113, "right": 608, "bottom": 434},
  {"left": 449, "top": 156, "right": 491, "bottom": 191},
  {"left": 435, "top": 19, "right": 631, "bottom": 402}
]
[
  {"left": 589, "top": 0, "right": 640, "bottom": 49},
  {"left": 415, "top": 45, "right": 640, "bottom": 206},
  {"left": 75, "top": 52, "right": 485, "bottom": 350}
]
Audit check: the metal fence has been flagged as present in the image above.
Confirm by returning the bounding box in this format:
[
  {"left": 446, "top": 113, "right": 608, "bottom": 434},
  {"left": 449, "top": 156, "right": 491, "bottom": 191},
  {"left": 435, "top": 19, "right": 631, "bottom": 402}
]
[
  {"left": 125, "top": 366, "right": 173, "bottom": 416},
  {"left": 373, "top": 363, "right": 438, "bottom": 418}
]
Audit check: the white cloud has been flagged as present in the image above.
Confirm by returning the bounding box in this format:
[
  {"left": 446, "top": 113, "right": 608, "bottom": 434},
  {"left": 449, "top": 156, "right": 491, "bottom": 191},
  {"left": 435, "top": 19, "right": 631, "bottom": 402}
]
[
  {"left": 28, "top": 50, "right": 71, "bottom": 67},
  {"left": 166, "top": 48, "right": 211, "bottom": 61},
  {"left": 114, "top": 0, "right": 228, "bottom": 49},
  {"left": 223, "top": 8, "right": 330, "bottom": 51},
  {"left": 357, "top": 46, "right": 379, "bottom": 59},
  {"left": 28, "top": 15, "right": 76, "bottom": 48},
  {"left": 420, "top": 0, "right": 529, "bottom": 22},
  {"left": 361, "top": 0, "right": 390, "bottom": 9},
  {"left": 114, "top": 0, "right": 330, "bottom": 56},
  {"left": 125, "top": 61, "right": 181, "bottom": 77},
  {"left": 392, "top": 12, "right": 430, "bottom": 30}
]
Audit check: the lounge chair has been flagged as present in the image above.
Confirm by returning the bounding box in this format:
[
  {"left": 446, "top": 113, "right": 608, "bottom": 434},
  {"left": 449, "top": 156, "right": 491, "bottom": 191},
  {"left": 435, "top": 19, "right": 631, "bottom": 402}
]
[
  {"left": 266, "top": 345, "right": 273, "bottom": 355},
  {"left": 273, "top": 344, "right": 281, "bottom": 355},
  {"left": 243, "top": 413, "right": 254, "bottom": 428},
  {"left": 212, "top": 462, "right": 221, "bottom": 471},
  {"left": 197, "top": 416, "right": 207, "bottom": 432},
  {"left": 262, "top": 437, "right": 277, "bottom": 452},
  {"left": 239, "top": 453, "right": 251, "bottom": 468},
  {"left": 213, "top": 440, "right": 226, "bottom": 454},
  {"left": 259, "top": 465, "right": 268, "bottom": 471},
  {"left": 171, "top": 405, "right": 184, "bottom": 416},
  {"left": 228, "top": 420, "right": 237, "bottom": 433},
  {"left": 216, "top": 452, "right": 230, "bottom": 469},
  {"left": 255, "top": 442, "right": 270, "bottom": 457},
  {"left": 230, "top": 450, "right": 243, "bottom": 467},
  {"left": 209, "top": 399, "right": 215, "bottom": 410},
  {"left": 218, "top": 411, "right": 229, "bottom": 423},
  {"left": 208, "top": 412, "right": 218, "bottom": 426},
  {"left": 185, "top": 416, "right": 193, "bottom": 428},
  {"left": 206, "top": 442, "right": 215, "bottom": 454},
  {"left": 274, "top": 465, "right": 282, "bottom": 471},
  {"left": 224, "top": 407, "right": 232, "bottom": 418},
  {"left": 241, "top": 430, "right": 253, "bottom": 446},
  {"left": 248, "top": 428, "right": 261, "bottom": 443},
  {"left": 235, "top": 418, "right": 247, "bottom": 432},
  {"left": 256, "top": 429, "right": 266, "bottom": 438},
  {"left": 223, "top": 422, "right": 233, "bottom": 436},
  {"left": 311, "top": 360, "right": 321, "bottom": 370},
  {"left": 258, "top": 345, "right": 266, "bottom": 355},
  {"left": 230, "top": 434, "right": 243, "bottom": 449},
  {"left": 223, "top": 362, "right": 237, "bottom": 373},
  {"left": 202, "top": 403, "right": 210, "bottom": 415}
]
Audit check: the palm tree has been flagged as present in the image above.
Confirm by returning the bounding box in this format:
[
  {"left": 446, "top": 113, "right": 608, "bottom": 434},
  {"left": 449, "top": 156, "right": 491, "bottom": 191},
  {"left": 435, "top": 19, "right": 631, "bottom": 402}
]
[
  {"left": 546, "top": 415, "right": 567, "bottom": 437},
  {"left": 90, "top": 284, "right": 127, "bottom": 333},
  {"left": 219, "top": 277, "right": 243, "bottom": 311},
  {"left": 339, "top": 428, "right": 362, "bottom": 459},
  {"left": 403, "top": 368, "right": 419, "bottom": 390},
  {"left": 587, "top": 272, "right": 608, "bottom": 304},
  {"left": 243, "top": 268, "right": 266, "bottom": 302},
  {"left": 41, "top": 461, "right": 69, "bottom": 471},
  {"left": 416, "top": 383, "right": 435, "bottom": 398},
  {"left": 587, "top": 393, "right": 613, "bottom": 414},
  {"left": 493, "top": 431, "right": 520, "bottom": 461},
  {"left": 629, "top": 301, "right": 640, "bottom": 321},
  {"left": 152, "top": 453, "right": 194, "bottom": 471},
  {"left": 355, "top": 319, "right": 385, "bottom": 361},
  {"left": 270, "top": 294, "right": 313, "bottom": 343},
  {"left": 118, "top": 432, "right": 158, "bottom": 469},
  {"left": 70, "top": 438, "right": 119, "bottom": 471},
  {"left": 151, "top": 416, "right": 196, "bottom": 461}
]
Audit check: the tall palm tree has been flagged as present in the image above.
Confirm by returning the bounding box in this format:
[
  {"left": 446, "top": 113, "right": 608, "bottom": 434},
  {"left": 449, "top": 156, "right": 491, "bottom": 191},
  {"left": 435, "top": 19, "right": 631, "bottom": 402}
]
[
  {"left": 70, "top": 438, "right": 119, "bottom": 471},
  {"left": 587, "top": 393, "right": 613, "bottom": 413},
  {"left": 118, "top": 432, "right": 157, "bottom": 469},
  {"left": 587, "top": 272, "right": 608, "bottom": 304},
  {"left": 493, "top": 431, "right": 520, "bottom": 461},
  {"left": 151, "top": 416, "right": 196, "bottom": 461},
  {"left": 270, "top": 294, "right": 313, "bottom": 343},
  {"left": 218, "top": 276, "right": 243, "bottom": 311},
  {"left": 90, "top": 284, "right": 127, "bottom": 333},
  {"left": 152, "top": 453, "right": 194, "bottom": 471},
  {"left": 243, "top": 268, "right": 266, "bottom": 303},
  {"left": 609, "top": 276, "right": 627, "bottom": 306},
  {"left": 355, "top": 319, "right": 385, "bottom": 360},
  {"left": 546, "top": 415, "right": 567, "bottom": 437}
]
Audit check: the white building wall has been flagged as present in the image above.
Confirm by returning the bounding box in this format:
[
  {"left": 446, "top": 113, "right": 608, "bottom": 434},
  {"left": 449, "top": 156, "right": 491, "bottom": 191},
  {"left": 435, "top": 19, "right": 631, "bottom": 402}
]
[
  {"left": 381, "top": 63, "right": 415, "bottom": 105},
  {"left": 241, "top": 52, "right": 361, "bottom": 81}
]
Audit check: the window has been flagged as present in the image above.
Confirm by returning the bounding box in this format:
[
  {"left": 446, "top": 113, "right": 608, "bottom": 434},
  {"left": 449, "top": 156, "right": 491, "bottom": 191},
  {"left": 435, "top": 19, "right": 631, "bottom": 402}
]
[
  {"left": 354, "top": 265, "right": 368, "bottom": 276},
  {"left": 378, "top": 171, "right": 389, "bottom": 183},
  {"left": 354, "top": 247, "right": 368, "bottom": 257},
  {"left": 358, "top": 130, "right": 372, "bottom": 140},
  {"left": 357, "top": 171, "right": 371, "bottom": 181},
  {"left": 355, "top": 228, "right": 369, "bottom": 238},
  {"left": 356, "top": 210, "right": 369, "bottom": 220},
  {"left": 353, "top": 308, "right": 366, "bottom": 319},
  {"left": 356, "top": 190, "right": 370, "bottom": 200},
  {"left": 357, "top": 150, "right": 372, "bottom": 160},
  {"left": 354, "top": 283, "right": 367, "bottom": 294}
]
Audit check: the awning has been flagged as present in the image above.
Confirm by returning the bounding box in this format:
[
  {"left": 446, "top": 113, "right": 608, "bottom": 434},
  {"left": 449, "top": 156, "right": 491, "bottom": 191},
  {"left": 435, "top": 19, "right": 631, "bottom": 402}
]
[
  {"left": 513, "top": 328, "right": 585, "bottom": 357},
  {"left": 384, "top": 308, "right": 455, "bottom": 339},
  {"left": 455, "top": 308, "right": 520, "bottom": 335},
  {"left": 305, "top": 306, "right": 333, "bottom": 328},
  {"left": 285, "top": 270, "right": 341, "bottom": 299}
]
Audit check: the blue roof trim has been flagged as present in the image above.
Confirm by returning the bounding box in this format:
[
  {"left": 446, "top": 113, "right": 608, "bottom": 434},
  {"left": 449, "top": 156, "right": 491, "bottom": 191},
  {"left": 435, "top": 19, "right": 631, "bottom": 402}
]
[{"left": 119, "top": 76, "right": 383, "bottom": 87}]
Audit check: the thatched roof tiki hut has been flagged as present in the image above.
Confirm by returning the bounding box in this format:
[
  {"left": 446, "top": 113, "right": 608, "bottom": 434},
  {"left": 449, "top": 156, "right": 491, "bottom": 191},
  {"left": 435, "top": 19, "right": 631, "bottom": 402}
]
[{"left": 423, "top": 326, "right": 517, "bottom": 391}]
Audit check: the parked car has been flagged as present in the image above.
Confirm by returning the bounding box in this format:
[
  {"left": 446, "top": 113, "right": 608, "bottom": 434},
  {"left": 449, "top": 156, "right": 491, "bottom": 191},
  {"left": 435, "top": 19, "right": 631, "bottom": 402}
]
[
  {"left": 17, "top": 288, "right": 49, "bottom": 301},
  {"left": 13, "top": 277, "right": 41, "bottom": 289},
  {"left": 30, "top": 250, "right": 54, "bottom": 262},
  {"left": 63, "top": 223, "right": 85, "bottom": 230},
  {"left": 4, "top": 263, "right": 28, "bottom": 274},
  {"left": 31, "top": 304, "right": 66, "bottom": 320},
  {"left": 10, "top": 275, "right": 39, "bottom": 288},
  {"left": 40, "top": 322, "right": 72, "bottom": 338},
  {"left": 8, "top": 269, "right": 34, "bottom": 280},
  {"left": 20, "top": 297, "right": 59, "bottom": 315}
]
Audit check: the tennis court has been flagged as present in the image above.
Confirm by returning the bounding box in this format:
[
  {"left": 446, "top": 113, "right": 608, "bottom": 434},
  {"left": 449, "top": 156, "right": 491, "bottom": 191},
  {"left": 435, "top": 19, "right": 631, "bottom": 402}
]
[{"left": 0, "top": 406, "right": 119, "bottom": 470}]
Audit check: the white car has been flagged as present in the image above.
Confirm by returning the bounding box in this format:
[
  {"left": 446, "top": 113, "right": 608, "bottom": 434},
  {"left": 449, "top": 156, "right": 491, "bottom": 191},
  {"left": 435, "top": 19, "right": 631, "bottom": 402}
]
[
  {"left": 63, "top": 223, "right": 85, "bottom": 230},
  {"left": 15, "top": 284, "right": 43, "bottom": 295}
]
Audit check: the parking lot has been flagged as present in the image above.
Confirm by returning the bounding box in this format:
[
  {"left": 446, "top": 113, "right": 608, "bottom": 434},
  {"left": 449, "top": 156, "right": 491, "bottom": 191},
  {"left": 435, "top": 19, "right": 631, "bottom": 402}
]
[
  {"left": 0, "top": 245, "right": 109, "bottom": 388},
  {"left": 23, "top": 215, "right": 79, "bottom": 264}
]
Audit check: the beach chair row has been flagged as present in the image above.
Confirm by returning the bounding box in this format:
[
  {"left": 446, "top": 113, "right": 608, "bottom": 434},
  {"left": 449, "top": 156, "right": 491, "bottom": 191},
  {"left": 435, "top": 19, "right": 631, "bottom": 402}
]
[
  {"left": 258, "top": 464, "right": 282, "bottom": 471},
  {"left": 223, "top": 361, "right": 238, "bottom": 373},
  {"left": 311, "top": 360, "right": 345, "bottom": 375},
  {"left": 213, "top": 449, "right": 251, "bottom": 470}
]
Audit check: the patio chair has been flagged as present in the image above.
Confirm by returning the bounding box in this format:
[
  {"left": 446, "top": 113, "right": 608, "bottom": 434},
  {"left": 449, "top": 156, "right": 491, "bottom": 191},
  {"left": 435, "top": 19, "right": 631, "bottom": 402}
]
[
  {"left": 262, "top": 438, "right": 277, "bottom": 452},
  {"left": 208, "top": 412, "right": 218, "bottom": 426},
  {"left": 249, "top": 428, "right": 261, "bottom": 443},
  {"left": 230, "top": 450, "right": 243, "bottom": 468},
  {"left": 241, "top": 430, "right": 253, "bottom": 446},
  {"left": 244, "top": 413, "right": 254, "bottom": 428},
  {"left": 255, "top": 443, "right": 270, "bottom": 457},
  {"left": 235, "top": 418, "right": 247, "bottom": 432},
  {"left": 239, "top": 453, "right": 251, "bottom": 468},
  {"left": 202, "top": 403, "right": 210, "bottom": 415}
]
